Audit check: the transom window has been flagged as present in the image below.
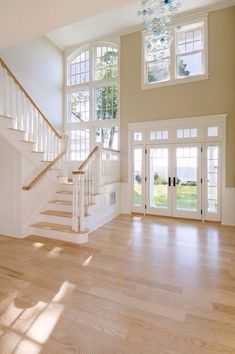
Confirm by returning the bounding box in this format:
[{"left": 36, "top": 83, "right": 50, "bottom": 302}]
[
  {"left": 143, "top": 17, "right": 207, "bottom": 87},
  {"left": 67, "top": 42, "right": 119, "bottom": 161},
  {"left": 177, "top": 128, "right": 198, "bottom": 139}
]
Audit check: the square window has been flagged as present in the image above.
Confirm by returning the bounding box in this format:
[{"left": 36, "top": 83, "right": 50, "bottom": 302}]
[
  {"left": 134, "top": 132, "right": 143, "bottom": 141},
  {"left": 208, "top": 127, "right": 219, "bottom": 137},
  {"left": 147, "top": 61, "right": 170, "bottom": 84},
  {"left": 177, "top": 52, "right": 203, "bottom": 78}
]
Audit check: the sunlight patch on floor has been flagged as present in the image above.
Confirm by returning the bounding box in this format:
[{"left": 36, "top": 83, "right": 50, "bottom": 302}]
[
  {"left": 82, "top": 255, "right": 93, "bottom": 267},
  {"left": 47, "top": 247, "right": 63, "bottom": 258}
]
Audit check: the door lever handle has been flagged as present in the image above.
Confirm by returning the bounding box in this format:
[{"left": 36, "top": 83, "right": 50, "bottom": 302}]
[{"left": 168, "top": 177, "right": 171, "bottom": 187}]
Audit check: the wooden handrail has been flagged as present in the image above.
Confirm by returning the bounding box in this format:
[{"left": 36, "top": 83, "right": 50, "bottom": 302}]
[
  {"left": 102, "top": 147, "right": 120, "bottom": 153},
  {"left": 22, "top": 149, "right": 66, "bottom": 190},
  {"left": 73, "top": 145, "right": 99, "bottom": 175},
  {"left": 0, "top": 57, "right": 61, "bottom": 139}
]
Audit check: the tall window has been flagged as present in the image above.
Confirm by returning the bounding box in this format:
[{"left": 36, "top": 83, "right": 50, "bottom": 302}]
[
  {"left": 67, "top": 42, "right": 119, "bottom": 161},
  {"left": 143, "top": 17, "right": 207, "bottom": 87}
]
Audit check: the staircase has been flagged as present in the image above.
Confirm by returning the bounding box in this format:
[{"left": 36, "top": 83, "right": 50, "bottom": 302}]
[{"left": 0, "top": 58, "right": 121, "bottom": 243}]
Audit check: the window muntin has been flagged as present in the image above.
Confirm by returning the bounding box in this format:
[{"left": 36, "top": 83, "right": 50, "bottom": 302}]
[
  {"left": 96, "top": 85, "right": 118, "bottom": 120},
  {"left": 68, "top": 129, "right": 90, "bottom": 161},
  {"left": 95, "top": 45, "right": 118, "bottom": 81},
  {"left": 176, "top": 22, "right": 204, "bottom": 78},
  {"left": 143, "top": 18, "right": 207, "bottom": 87},
  {"left": 69, "top": 90, "right": 90, "bottom": 123},
  {"left": 96, "top": 127, "right": 118, "bottom": 149},
  {"left": 69, "top": 49, "right": 89, "bottom": 86}
]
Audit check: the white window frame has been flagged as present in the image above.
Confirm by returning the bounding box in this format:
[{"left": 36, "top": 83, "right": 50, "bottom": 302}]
[
  {"left": 142, "top": 15, "right": 208, "bottom": 90},
  {"left": 65, "top": 40, "right": 120, "bottom": 162}
]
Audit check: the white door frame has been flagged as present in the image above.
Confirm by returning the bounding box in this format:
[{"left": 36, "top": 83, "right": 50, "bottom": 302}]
[{"left": 128, "top": 114, "right": 227, "bottom": 222}]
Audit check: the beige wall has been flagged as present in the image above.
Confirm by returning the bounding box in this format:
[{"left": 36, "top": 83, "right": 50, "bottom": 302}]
[{"left": 120, "top": 7, "right": 235, "bottom": 186}]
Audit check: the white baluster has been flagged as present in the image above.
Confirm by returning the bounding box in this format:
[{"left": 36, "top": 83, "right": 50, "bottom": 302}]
[{"left": 79, "top": 173, "right": 85, "bottom": 232}]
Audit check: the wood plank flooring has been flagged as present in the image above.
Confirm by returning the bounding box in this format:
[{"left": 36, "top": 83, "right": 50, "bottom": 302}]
[{"left": 0, "top": 214, "right": 235, "bottom": 354}]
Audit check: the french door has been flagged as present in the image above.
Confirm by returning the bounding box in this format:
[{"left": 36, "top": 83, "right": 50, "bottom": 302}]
[{"left": 132, "top": 143, "right": 203, "bottom": 220}]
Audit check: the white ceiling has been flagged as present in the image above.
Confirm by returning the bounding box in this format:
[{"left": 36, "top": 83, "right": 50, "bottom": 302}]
[
  {"left": 0, "top": 0, "right": 135, "bottom": 50},
  {"left": 46, "top": 0, "right": 235, "bottom": 50}
]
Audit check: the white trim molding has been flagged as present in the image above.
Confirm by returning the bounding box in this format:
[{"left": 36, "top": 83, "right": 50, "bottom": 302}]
[{"left": 124, "top": 114, "right": 235, "bottom": 226}]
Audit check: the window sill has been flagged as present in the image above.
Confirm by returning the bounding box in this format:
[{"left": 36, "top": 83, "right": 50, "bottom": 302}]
[{"left": 141, "top": 73, "right": 209, "bottom": 90}]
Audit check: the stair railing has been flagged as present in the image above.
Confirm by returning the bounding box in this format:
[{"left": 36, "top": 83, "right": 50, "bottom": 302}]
[
  {"left": 72, "top": 145, "right": 120, "bottom": 232},
  {"left": 22, "top": 135, "right": 68, "bottom": 190},
  {"left": 0, "top": 58, "right": 62, "bottom": 161}
]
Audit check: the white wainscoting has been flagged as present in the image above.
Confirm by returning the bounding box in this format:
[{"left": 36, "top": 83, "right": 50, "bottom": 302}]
[{"left": 222, "top": 188, "right": 235, "bottom": 226}]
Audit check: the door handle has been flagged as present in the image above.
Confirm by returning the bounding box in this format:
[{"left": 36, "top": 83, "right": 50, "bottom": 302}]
[
  {"left": 168, "top": 177, "right": 171, "bottom": 187},
  {"left": 173, "top": 177, "right": 176, "bottom": 187}
]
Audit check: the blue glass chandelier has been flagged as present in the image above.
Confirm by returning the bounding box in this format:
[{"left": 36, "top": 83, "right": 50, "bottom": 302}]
[{"left": 138, "top": 0, "right": 181, "bottom": 55}]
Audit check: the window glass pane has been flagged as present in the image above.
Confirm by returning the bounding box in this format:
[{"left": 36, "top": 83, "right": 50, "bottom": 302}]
[
  {"left": 150, "top": 130, "right": 168, "bottom": 140},
  {"left": 133, "top": 149, "right": 142, "bottom": 206},
  {"left": 177, "top": 52, "right": 203, "bottom": 78},
  {"left": 208, "top": 126, "right": 219, "bottom": 137},
  {"left": 68, "top": 129, "right": 90, "bottom": 161},
  {"left": 207, "top": 146, "right": 219, "bottom": 213},
  {"left": 96, "top": 46, "right": 118, "bottom": 80},
  {"left": 147, "top": 61, "right": 170, "bottom": 83},
  {"left": 96, "top": 127, "right": 118, "bottom": 149},
  {"left": 96, "top": 85, "right": 118, "bottom": 120},
  {"left": 69, "top": 49, "right": 89, "bottom": 85},
  {"left": 177, "top": 25, "right": 203, "bottom": 54},
  {"left": 134, "top": 132, "right": 143, "bottom": 141},
  {"left": 69, "top": 90, "right": 90, "bottom": 123}
]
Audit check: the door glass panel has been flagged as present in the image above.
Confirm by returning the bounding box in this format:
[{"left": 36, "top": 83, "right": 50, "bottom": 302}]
[
  {"left": 176, "top": 147, "right": 198, "bottom": 211},
  {"left": 133, "top": 149, "right": 142, "bottom": 206},
  {"left": 207, "top": 146, "right": 219, "bottom": 213},
  {"left": 149, "top": 148, "right": 168, "bottom": 209}
]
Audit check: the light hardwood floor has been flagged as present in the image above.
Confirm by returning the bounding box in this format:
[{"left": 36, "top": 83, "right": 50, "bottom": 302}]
[{"left": 0, "top": 214, "right": 235, "bottom": 354}]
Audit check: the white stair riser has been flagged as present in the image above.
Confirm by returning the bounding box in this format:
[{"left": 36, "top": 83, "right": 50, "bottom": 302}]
[
  {"left": 9, "top": 129, "right": 26, "bottom": 141},
  {"left": 0, "top": 118, "right": 12, "bottom": 129},
  {"left": 55, "top": 193, "right": 73, "bottom": 201},
  {"left": 20, "top": 141, "right": 36, "bottom": 152},
  {"left": 60, "top": 184, "right": 73, "bottom": 192},
  {"left": 39, "top": 214, "right": 72, "bottom": 226},
  {"left": 30, "top": 227, "right": 88, "bottom": 244},
  {"left": 47, "top": 203, "right": 72, "bottom": 212}
]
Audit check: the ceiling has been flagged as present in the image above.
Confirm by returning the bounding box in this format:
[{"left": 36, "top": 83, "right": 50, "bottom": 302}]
[
  {"left": 46, "top": 0, "right": 235, "bottom": 50},
  {"left": 0, "top": 0, "right": 135, "bottom": 50}
]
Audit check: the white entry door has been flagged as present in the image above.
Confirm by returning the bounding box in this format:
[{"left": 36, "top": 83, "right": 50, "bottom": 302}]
[
  {"left": 172, "top": 143, "right": 202, "bottom": 219},
  {"left": 145, "top": 143, "right": 202, "bottom": 220}
]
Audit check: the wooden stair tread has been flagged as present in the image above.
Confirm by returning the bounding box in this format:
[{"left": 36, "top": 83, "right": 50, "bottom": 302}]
[
  {"left": 31, "top": 222, "right": 86, "bottom": 234},
  {"left": 21, "top": 140, "right": 35, "bottom": 144},
  {"left": 9, "top": 127, "right": 25, "bottom": 132},
  {"left": 41, "top": 210, "right": 72, "bottom": 218},
  {"left": 49, "top": 200, "right": 72, "bottom": 206},
  {"left": 57, "top": 190, "right": 73, "bottom": 195},
  {"left": 0, "top": 115, "right": 13, "bottom": 120}
]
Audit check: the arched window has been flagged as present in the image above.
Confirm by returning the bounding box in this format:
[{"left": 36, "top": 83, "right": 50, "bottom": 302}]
[
  {"left": 69, "top": 49, "right": 89, "bottom": 85},
  {"left": 66, "top": 41, "right": 119, "bottom": 162}
]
